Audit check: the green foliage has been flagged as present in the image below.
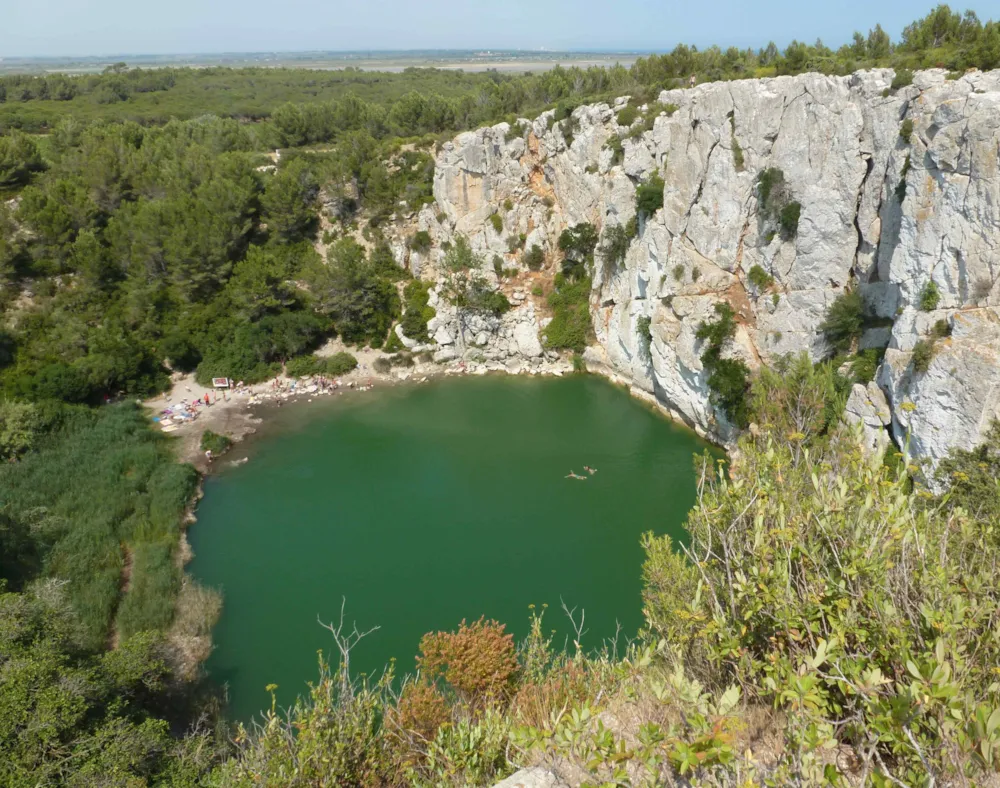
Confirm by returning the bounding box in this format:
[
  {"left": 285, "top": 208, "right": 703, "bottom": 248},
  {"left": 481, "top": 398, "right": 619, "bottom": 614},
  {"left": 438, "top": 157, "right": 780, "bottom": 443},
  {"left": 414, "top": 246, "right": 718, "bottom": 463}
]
[
  {"left": 891, "top": 68, "right": 914, "bottom": 90},
  {"left": 400, "top": 279, "right": 436, "bottom": 342},
  {"left": 0, "top": 588, "right": 210, "bottom": 786},
  {"left": 747, "top": 264, "right": 774, "bottom": 291},
  {"left": 932, "top": 318, "right": 952, "bottom": 338},
  {"left": 261, "top": 157, "right": 318, "bottom": 242},
  {"left": 900, "top": 117, "right": 914, "bottom": 143},
  {"left": 912, "top": 338, "right": 935, "bottom": 373},
  {"left": 934, "top": 420, "right": 1000, "bottom": 522},
  {"left": 0, "top": 130, "right": 45, "bottom": 188},
  {"left": 731, "top": 135, "right": 745, "bottom": 170},
  {"left": 604, "top": 134, "right": 624, "bottom": 166},
  {"left": 600, "top": 219, "right": 637, "bottom": 274},
  {"left": 896, "top": 154, "right": 912, "bottom": 202},
  {"left": 200, "top": 429, "right": 232, "bottom": 454},
  {"left": 920, "top": 279, "right": 941, "bottom": 311},
  {"left": 635, "top": 174, "right": 665, "bottom": 216},
  {"left": 446, "top": 272, "right": 511, "bottom": 317},
  {"left": 696, "top": 303, "right": 751, "bottom": 427},
  {"left": 756, "top": 167, "right": 785, "bottom": 212},
  {"left": 672, "top": 264, "right": 685, "bottom": 281},
  {"left": 636, "top": 315, "right": 653, "bottom": 359},
  {"left": 820, "top": 289, "right": 865, "bottom": 354},
  {"left": 488, "top": 212, "right": 503, "bottom": 234},
  {"left": 557, "top": 223, "right": 599, "bottom": 262},
  {"left": 779, "top": 200, "right": 801, "bottom": 239},
  {"left": 443, "top": 234, "right": 478, "bottom": 271},
  {"left": 616, "top": 105, "right": 639, "bottom": 127},
  {"left": 751, "top": 353, "right": 851, "bottom": 447},
  {"left": 642, "top": 427, "right": 1000, "bottom": 784},
  {"left": 850, "top": 347, "right": 886, "bottom": 383},
  {"left": 0, "top": 403, "right": 197, "bottom": 649},
  {"left": 544, "top": 275, "right": 593, "bottom": 352},
  {"left": 523, "top": 244, "right": 545, "bottom": 272},
  {"left": 305, "top": 237, "right": 399, "bottom": 346},
  {"left": 409, "top": 230, "right": 432, "bottom": 254}
]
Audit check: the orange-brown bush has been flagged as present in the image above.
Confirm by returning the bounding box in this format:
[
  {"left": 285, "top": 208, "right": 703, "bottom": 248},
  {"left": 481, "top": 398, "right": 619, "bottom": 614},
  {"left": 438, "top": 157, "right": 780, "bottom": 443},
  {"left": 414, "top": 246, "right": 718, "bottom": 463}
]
[
  {"left": 418, "top": 617, "right": 519, "bottom": 707},
  {"left": 511, "top": 660, "right": 595, "bottom": 730},
  {"left": 396, "top": 680, "right": 451, "bottom": 742}
]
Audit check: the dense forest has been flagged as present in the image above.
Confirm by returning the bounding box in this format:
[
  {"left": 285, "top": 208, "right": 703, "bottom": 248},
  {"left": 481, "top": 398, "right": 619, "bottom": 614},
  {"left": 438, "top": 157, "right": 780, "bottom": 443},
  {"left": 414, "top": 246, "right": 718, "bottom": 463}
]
[{"left": 2, "top": 5, "right": 1000, "bottom": 785}]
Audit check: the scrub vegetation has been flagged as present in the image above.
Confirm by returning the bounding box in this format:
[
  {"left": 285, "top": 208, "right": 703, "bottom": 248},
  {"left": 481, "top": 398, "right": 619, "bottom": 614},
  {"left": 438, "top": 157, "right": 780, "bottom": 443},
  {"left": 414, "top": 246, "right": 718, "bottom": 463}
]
[{"left": 4, "top": 4, "right": 1000, "bottom": 784}]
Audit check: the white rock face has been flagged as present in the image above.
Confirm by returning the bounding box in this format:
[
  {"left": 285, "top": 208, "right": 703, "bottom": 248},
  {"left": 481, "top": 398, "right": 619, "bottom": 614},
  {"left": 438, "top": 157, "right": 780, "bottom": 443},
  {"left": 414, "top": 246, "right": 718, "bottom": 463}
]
[
  {"left": 845, "top": 381, "right": 893, "bottom": 456},
  {"left": 491, "top": 768, "right": 569, "bottom": 788},
  {"left": 421, "top": 68, "right": 1000, "bottom": 464}
]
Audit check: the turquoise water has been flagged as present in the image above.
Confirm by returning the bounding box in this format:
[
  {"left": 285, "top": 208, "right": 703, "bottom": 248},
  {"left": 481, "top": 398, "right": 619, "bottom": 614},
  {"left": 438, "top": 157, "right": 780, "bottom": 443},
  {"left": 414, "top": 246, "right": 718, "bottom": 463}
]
[{"left": 189, "top": 375, "right": 716, "bottom": 721}]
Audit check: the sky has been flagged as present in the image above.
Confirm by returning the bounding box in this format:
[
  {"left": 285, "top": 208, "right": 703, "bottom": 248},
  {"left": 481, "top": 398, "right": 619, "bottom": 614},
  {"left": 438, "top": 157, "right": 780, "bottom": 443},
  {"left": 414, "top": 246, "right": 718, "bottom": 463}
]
[{"left": 1, "top": 0, "right": 996, "bottom": 58}]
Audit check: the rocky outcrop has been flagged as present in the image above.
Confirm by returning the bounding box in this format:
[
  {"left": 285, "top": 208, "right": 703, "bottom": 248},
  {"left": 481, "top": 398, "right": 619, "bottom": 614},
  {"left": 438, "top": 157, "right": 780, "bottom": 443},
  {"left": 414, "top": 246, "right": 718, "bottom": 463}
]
[
  {"left": 391, "top": 68, "right": 1000, "bottom": 465},
  {"left": 491, "top": 768, "right": 568, "bottom": 788}
]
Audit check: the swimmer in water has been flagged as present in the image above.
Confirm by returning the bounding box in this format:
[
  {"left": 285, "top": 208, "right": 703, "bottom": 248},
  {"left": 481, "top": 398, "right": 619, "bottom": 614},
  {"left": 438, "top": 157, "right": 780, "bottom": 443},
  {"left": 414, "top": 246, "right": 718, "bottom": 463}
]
[
  {"left": 565, "top": 471, "right": 587, "bottom": 480},
  {"left": 584, "top": 466, "right": 597, "bottom": 475}
]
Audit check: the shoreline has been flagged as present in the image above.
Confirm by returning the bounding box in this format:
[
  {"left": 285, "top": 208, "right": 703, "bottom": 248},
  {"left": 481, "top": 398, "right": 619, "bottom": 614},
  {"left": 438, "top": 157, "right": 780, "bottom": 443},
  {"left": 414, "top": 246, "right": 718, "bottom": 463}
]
[{"left": 154, "top": 347, "right": 724, "bottom": 682}]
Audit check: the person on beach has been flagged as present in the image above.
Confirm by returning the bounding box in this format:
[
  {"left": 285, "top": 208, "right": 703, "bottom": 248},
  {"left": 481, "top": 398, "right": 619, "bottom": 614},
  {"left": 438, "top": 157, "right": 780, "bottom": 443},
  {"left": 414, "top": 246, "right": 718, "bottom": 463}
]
[{"left": 205, "top": 449, "right": 213, "bottom": 462}]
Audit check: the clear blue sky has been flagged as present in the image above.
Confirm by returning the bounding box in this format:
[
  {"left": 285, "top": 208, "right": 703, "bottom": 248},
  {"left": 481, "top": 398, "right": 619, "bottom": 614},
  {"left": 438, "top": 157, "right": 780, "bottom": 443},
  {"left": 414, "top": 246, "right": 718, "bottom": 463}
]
[{"left": 2, "top": 0, "right": 995, "bottom": 58}]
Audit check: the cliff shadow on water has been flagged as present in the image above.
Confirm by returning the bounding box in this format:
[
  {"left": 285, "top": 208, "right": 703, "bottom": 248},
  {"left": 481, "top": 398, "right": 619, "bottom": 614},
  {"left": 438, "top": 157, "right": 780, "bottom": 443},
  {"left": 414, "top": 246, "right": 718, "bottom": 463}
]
[{"left": 187, "top": 373, "right": 721, "bottom": 721}]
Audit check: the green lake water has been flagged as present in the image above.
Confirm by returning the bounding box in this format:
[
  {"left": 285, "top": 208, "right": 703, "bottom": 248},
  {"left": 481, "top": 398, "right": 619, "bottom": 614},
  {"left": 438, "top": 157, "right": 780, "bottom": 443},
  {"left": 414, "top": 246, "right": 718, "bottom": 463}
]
[{"left": 189, "top": 374, "right": 716, "bottom": 722}]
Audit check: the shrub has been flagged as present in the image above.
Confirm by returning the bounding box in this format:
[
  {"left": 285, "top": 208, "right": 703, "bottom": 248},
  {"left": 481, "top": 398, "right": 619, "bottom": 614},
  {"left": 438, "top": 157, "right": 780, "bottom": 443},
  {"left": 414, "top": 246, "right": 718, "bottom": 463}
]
[
  {"left": 919, "top": 280, "right": 941, "bottom": 311},
  {"left": 443, "top": 234, "right": 478, "bottom": 271},
  {"left": 896, "top": 154, "right": 912, "bottom": 202},
  {"left": 756, "top": 167, "right": 785, "bottom": 212},
  {"left": 446, "top": 272, "right": 511, "bottom": 317},
  {"left": 506, "top": 235, "right": 522, "bottom": 253},
  {"left": 747, "top": 264, "right": 774, "bottom": 291},
  {"left": 373, "top": 357, "right": 392, "bottom": 374},
  {"left": 285, "top": 354, "right": 322, "bottom": 377},
  {"left": 616, "top": 105, "right": 639, "bottom": 127},
  {"left": 409, "top": 230, "right": 432, "bottom": 254},
  {"left": 604, "top": 135, "right": 624, "bottom": 166},
  {"left": 672, "top": 264, "right": 685, "bottom": 281},
  {"left": 779, "top": 201, "right": 801, "bottom": 239},
  {"left": 850, "top": 347, "right": 886, "bottom": 384},
  {"left": 396, "top": 680, "right": 450, "bottom": 742},
  {"left": 557, "top": 223, "right": 599, "bottom": 262},
  {"left": 696, "top": 302, "right": 751, "bottom": 428},
  {"left": 200, "top": 429, "right": 232, "bottom": 455},
  {"left": 637, "top": 315, "right": 652, "bottom": 359},
  {"left": 401, "top": 280, "right": 436, "bottom": 342},
  {"left": 731, "top": 136, "right": 745, "bottom": 170},
  {"left": 891, "top": 68, "right": 914, "bottom": 91},
  {"left": 571, "top": 352, "right": 587, "bottom": 373},
  {"left": 642, "top": 426, "right": 1000, "bottom": 783},
  {"left": 544, "top": 275, "right": 592, "bottom": 352},
  {"left": 912, "top": 338, "right": 935, "bottom": 373},
  {"left": 435, "top": 211, "right": 448, "bottom": 224},
  {"left": 523, "top": 244, "right": 545, "bottom": 271},
  {"left": 503, "top": 198, "right": 513, "bottom": 212},
  {"left": 488, "top": 213, "right": 503, "bottom": 234},
  {"left": 418, "top": 617, "right": 519, "bottom": 707},
  {"left": 751, "top": 353, "right": 851, "bottom": 448},
  {"left": 932, "top": 318, "right": 952, "bottom": 338},
  {"left": 383, "top": 329, "right": 404, "bottom": 353},
  {"left": 492, "top": 254, "right": 503, "bottom": 277},
  {"left": 900, "top": 117, "right": 914, "bottom": 143},
  {"left": 691, "top": 266, "right": 701, "bottom": 282},
  {"left": 935, "top": 421, "right": 1000, "bottom": 522},
  {"left": 820, "top": 289, "right": 865, "bottom": 354},
  {"left": 325, "top": 352, "right": 358, "bottom": 376},
  {"left": 530, "top": 285, "right": 543, "bottom": 297},
  {"left": 599, "top": 221, "right": 636, "bottom": 274},
  {"left": 635, "top": 174, "right": 665, "bottom": 216}
]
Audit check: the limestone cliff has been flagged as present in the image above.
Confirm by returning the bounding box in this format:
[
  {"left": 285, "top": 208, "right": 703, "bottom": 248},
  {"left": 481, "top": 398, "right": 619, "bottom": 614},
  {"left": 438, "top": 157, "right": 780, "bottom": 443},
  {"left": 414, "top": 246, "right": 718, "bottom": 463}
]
[{"left": 390, "top": 68, "right": 1000, "bottom": 464}]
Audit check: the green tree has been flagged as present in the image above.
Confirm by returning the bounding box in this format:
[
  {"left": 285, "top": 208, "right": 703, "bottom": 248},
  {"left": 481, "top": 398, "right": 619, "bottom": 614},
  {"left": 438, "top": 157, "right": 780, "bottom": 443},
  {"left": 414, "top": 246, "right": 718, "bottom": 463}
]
[
  {"left": 0, "top": 131, "right": 44, "bottom": 189},
  {"left": 261, "top": 158, "right": 318, "bottom": 243}
]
